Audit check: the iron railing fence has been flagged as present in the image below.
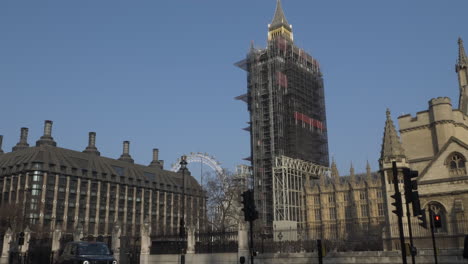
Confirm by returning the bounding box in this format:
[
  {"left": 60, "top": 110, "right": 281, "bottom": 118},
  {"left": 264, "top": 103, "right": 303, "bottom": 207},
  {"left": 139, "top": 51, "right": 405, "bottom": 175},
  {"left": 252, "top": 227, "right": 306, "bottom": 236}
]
[
  {"left": 150, "top": 233, "right": 186, "bottom": 255},
  {"left": 195, "top": 230, "right": 238, "bottom": 253},
  {"left": 385, "top": 218, "right": 468, "bottom": 250},
  {"left": 254, "top": 219, "right": 468, "bottom": 253},
  {"left": 120, "top": 235, "right": 141, "bottom": 264}
]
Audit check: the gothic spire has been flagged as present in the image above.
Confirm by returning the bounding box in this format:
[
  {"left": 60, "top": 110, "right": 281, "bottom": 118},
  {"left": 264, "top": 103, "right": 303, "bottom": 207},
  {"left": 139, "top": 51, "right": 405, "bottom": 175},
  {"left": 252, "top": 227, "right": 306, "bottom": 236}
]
[
  {"left": 331, "top": 157, "right": 340, "bottom": 183},
  {"left": 458, "top": 37, "right": 468, "bottom": 66},
  {"left": 268, "top": 0, "right": 293, "bottom": 41},
  {"left": 380, "top": 109, "right": 405, "bottom": 161},
  {"left": 350, "top": 162, "right": 356, "bottom": 182},
  {"left": 270, "top": 0, "right": 291, "bottom": 32},
  {"left": 456, "top": 37, "right": 468, "bottom": 115},
  {"left": 366, "top": 160, "right": 372, "bottom": 180}
]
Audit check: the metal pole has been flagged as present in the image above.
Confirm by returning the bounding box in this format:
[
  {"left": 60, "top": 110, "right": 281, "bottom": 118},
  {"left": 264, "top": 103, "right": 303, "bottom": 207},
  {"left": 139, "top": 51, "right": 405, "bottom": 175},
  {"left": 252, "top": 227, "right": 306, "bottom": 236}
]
[
  {"left": 317, "top": 239, "right": 323, "bottom": 264},
  {"left": 179, "top": 156, "right": 187, "bottom": 264},
  {"left": 392, "top": 161, "right": 407, "bottom": 264},
  {"left": 429, "top": 209, "right": 438, "bottom": 264},
  {"left": 405, "top": 201, "right": 416, "bottom": 264},
  {"left": 249, "top": 220, "right": 254, "bottom": 264}
]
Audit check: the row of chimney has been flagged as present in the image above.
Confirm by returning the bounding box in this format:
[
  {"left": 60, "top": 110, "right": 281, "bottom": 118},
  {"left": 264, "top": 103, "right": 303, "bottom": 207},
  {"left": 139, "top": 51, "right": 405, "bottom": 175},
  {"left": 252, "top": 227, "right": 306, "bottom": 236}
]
[{"left": 0, "top": 120, "right": 164, "bottom": 169}]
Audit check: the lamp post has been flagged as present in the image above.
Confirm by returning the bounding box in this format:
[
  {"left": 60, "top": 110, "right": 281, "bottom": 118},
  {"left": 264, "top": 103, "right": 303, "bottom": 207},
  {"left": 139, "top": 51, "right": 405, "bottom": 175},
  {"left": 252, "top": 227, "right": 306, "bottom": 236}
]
[{"left": 179, "top": 155, "right": 188, "bottom": 264}]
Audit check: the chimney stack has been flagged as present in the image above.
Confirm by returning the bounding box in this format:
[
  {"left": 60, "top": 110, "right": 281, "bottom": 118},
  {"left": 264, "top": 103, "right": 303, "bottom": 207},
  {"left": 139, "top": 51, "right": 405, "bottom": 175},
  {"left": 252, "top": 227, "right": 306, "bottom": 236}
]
[
  {"left": 83, "top": 132, "right": 100, "bottom": 155},
  {"left": 118, "top": 141, "right": 134, "bottom": 163},
  {"left": 36, "top": 120, "right": 57, "bottom": 147},
  {"left": 12, "top": 127, "right": 30, "bottom": 151},
  {"left": 0, "top": 135, "right": 4, "bottom": 154},
  {"left": 149, "top": 148, "right": 164, "bottom": 169},
  {"left": 153, "top": 148, "right": 159, "bottom": 161},
  {"left": 44, "top": 120, "right": 52, "bottom": 137},
  {"left": 124, "top": 141, "right": 130, "bottom": 155}
]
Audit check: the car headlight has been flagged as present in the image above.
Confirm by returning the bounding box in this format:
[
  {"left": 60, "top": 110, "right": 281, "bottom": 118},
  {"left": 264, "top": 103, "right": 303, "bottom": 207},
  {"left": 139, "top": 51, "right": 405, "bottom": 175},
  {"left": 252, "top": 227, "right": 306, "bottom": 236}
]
[
  {"left": 113, "top": 261, "right": 118, "bottom": 264},
  {"left": 83, "top": 261, "right": 89, "bottom": 264}
]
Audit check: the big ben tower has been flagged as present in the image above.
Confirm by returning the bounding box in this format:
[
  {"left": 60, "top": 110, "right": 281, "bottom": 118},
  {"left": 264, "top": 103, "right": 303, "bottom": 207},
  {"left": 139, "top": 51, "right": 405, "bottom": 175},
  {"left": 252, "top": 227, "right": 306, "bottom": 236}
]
[{"left": 236, "top": 0, "right": 329, "bottom": 230}]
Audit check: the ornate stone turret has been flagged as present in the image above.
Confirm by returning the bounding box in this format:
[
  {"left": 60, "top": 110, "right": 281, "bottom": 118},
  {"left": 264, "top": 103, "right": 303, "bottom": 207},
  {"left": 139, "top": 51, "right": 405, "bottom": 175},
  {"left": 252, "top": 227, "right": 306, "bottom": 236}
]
[
  {"left": 83, "top": 132, "right": 100, "bottom": 155},
  {"left": 456, "top": 37, "right": 468, "bottom": 115},
  {"left": 118, "top": 141, "right": 134, "bottom": 163},
  {"left": 0, "top": 135, "right": 3, "bottom": 154},
  {"left": 366, "top": 160, "right": 372, "bottom": 181},
  {"left": 380, "top": 109, "right": 405, "bottom": 164},
  {"left": 379, "top": 110, "right": 409, "bottom": 251},
  {"left": 350, "top": 162, "right": 356, "bottom": 183},
  {"left": 36, "top": 120, "right": 57, "bottom": 147},
  {"left": 149, "top": 148, "right": 164, "bottom": 169},
  {"left": 268, "top": 0, "right": 293, "bottom": 41},
  {"left": 331, "top": 157, "right": 340, "bottom": 184},
  {"left": 12, "top": 127, "right": 30, "bottom": 151}
]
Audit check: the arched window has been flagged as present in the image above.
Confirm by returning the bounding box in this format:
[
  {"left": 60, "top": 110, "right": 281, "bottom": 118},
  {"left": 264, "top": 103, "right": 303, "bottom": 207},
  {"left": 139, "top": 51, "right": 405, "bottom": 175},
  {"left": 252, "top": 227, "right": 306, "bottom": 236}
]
[{"left": 446, "top": 152, "right": 467, "bottom": 176}]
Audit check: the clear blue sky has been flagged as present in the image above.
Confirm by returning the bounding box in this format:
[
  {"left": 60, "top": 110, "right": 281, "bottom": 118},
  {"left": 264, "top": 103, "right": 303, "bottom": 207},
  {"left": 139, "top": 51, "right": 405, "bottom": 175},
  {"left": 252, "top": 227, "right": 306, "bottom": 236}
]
[{"left": 0, "top": 0, "right": 466, "bottom": 177}]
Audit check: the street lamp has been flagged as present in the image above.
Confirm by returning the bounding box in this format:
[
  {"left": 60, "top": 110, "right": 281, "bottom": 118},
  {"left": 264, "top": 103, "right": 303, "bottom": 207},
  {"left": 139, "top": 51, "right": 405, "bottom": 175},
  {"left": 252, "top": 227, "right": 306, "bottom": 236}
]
[{"left": 179, "top": 155, "right": 188, "bottom": 263}]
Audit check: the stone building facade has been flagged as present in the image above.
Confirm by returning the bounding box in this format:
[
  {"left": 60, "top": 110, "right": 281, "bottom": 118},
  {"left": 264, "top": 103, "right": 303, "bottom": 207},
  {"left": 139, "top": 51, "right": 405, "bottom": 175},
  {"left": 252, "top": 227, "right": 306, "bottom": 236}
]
[
  {"left": 0, "top": 121, "right": 206, "bottom": 237},
  {"left": 305, "top": 161, "right": 386, "bottom": 245},
  {"left": 380, "top": 38, "right": 468, "bottom": 250}
]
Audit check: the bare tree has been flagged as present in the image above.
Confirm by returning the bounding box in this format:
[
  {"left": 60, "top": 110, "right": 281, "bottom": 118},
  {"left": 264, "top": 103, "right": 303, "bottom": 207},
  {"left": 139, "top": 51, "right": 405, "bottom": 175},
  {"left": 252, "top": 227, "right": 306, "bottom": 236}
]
[
  {"left": 0, "top": 202, "right": 25, "bottom": 233},
  {"left": 204, "top": 170, "right": 245, "bottom": 232}
]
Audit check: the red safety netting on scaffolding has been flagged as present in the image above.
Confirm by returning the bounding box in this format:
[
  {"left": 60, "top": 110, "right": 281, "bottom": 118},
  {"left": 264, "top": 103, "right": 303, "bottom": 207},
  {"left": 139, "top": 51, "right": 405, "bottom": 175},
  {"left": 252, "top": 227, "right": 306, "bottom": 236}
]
[{"left": 294, "top": 111, "right": 325, "bottom": 131}]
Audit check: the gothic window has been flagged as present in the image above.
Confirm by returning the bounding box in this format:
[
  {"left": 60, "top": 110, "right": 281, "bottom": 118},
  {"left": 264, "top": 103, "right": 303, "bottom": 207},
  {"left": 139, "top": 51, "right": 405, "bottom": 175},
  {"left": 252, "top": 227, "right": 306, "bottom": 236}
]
[
  {"left": 360, "top": 204, "right": 368, "bottom": 217},
  {"left": 377, "top": 190, "right": 383, "bottom": 199},
  {"left": 314, "top": 209, "right": 321, "bottom": 221},
  {"left": 328, "top": 195, "right": 335, "bottom": 203},
  {"left": 360, "top": 191, "right": 366, "bottom": 200},
  {"left": 345, "top": 206, "right": 353, "bottom": 218},
  {"left": 378, "top": 203, "right": 385, "bottom": 216},
  {"left": 446, "top": 152, "right": 467, "bottom": 176},
  {"left": 329, "top": 207, "right": 336, "bottom": 220},
  {"left": 314, "top": 196, "right": 320, "bottom": 204}
]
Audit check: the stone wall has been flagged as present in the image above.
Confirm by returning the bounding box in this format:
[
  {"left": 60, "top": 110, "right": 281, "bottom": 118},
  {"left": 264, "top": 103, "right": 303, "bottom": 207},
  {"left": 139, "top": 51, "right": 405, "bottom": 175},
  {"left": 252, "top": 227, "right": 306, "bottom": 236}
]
[{"left": 142, "top": 249, "right": 466, "bottom": 264}]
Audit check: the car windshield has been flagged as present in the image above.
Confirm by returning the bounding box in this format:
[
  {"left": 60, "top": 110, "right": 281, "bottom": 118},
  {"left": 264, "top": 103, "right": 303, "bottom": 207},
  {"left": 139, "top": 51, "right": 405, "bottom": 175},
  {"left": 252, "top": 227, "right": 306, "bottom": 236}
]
[{"left": 77, "top": 244, "right": 110, "bottom": 255}]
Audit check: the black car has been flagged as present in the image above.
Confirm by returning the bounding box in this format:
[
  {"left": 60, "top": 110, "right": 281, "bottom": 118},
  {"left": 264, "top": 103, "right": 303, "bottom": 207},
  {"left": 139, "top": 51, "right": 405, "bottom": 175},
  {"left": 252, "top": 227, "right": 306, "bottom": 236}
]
[{"left": 57, "top": 241, "right": 117, "bottom": 264}]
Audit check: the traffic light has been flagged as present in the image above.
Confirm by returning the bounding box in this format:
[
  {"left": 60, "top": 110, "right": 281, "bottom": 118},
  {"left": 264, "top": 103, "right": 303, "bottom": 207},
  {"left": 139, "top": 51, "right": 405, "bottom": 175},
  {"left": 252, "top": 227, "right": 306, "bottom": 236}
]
[
  {"left": 411, "top": 191, "right": 422, "bottom": 216},
  {"left": 434, "top": 214, "right": 442, "bottom": 228},
  {"left": 241, "top": 190, "right": 259, "bottom": 222},
  {"left": 241, "top": 191, "right": 250, "bottom": 222},
  {"left": 390, "top": 193, "right": 403, "bottom": 217},
  {"left": 403, "top": 168, "right": 422, "bottom": 215},
  {"left": 403, "top": 168, "right": 418, "bottom": 201},
  {"left": 418, "top": 209, "right": 427, "bottom": 229}
]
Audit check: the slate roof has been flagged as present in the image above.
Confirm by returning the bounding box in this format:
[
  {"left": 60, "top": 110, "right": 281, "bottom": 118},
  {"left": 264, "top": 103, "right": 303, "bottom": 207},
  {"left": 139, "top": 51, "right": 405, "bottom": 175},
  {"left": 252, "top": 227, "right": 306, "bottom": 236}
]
[{"left": 0, "top": 144, "right": 203, "bottom": 196}]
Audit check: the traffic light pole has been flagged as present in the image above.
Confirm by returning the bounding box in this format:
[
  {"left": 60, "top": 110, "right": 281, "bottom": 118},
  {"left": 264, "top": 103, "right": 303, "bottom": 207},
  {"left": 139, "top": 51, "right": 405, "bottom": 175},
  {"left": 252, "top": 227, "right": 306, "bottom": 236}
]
[
  {"left": 405, "top": 200, "right": 416, "bottom": 264},
  {"left": 249, "top": 220, "right": 254, "bottom": 264},
  {"left": 392, "top": 162, "right": 407, "bottom": 264},
  {"left": 429, "top": 209, "right": 438, "bottom": 264}
]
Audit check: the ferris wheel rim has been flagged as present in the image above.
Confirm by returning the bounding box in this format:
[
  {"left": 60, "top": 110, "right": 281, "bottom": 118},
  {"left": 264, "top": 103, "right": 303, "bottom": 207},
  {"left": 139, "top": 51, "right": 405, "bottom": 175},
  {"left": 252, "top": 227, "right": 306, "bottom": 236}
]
[{"left": 170, "top": 152, "right": 224, "bottom": 175}]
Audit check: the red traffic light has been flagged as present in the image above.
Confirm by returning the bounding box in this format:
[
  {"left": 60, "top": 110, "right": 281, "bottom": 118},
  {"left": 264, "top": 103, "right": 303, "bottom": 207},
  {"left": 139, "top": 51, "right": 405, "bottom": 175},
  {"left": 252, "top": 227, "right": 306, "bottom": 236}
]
[{"left": 434, "top": 214, "right": 442, "bottom": 228}]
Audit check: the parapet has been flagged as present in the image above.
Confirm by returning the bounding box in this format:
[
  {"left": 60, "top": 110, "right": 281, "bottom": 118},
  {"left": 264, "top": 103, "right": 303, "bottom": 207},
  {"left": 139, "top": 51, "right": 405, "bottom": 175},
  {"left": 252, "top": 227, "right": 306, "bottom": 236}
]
[
  {"left": 429, "top": 97, "right": 452, "bottom": 107},
  {"left": 398, "top": 110, "right": 430, "bottom": 131}
]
